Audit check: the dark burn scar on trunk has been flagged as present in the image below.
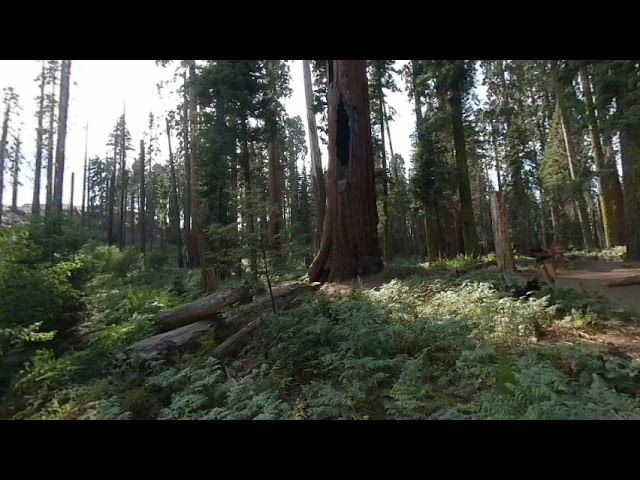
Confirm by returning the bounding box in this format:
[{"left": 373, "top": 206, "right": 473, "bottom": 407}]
[{"left": 336, "top": 98, "right": 350, "bottom": 168}]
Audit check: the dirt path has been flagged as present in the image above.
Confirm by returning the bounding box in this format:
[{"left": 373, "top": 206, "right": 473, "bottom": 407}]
[
  {"left": 557, "top": 260, "right": 640, "bottom": 311},
  {"left": 548, "top": 260, "right": 640, "bottom": 358}
]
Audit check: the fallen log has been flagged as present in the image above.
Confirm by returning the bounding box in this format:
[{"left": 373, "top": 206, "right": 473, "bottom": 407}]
[
  {"left": 119, "top": 281, "right": 321, "bottom": 362},
  {"left": 213, "top": 281, "right": 322, "bottom": 359},
  {"left": 154, "top": 283, "right": 251, "bottom": 333},
  {"left": 454, "top": 260, "right": 497, "bottom": 277},
  {"left": 119, "top": 320, "right": 216, "bottom": 360},
  {"left": 608, "top": 275, "right": 640, "bottom": 287}
]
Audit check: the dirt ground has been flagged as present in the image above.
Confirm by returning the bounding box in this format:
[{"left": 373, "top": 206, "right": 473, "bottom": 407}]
[
  {"left": 557, "top": 260, "right": 640, "bottom": 311},
  {"left": 549, "top": 259, "right": 640, "bottom": 358}
]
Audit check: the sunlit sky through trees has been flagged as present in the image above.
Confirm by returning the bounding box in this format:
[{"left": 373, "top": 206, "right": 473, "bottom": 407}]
[{"left": 0, "top": 60, "right": 485, "bottom": 207}]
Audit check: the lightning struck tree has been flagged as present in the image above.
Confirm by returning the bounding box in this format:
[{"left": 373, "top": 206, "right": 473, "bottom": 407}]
[{"left": 308, "top": 60, "right": 383, "bottom": 283}]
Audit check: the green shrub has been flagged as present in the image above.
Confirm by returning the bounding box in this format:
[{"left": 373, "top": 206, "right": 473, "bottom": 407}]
[{"left": 146, "top": 250, "right": 169, "bottom": 270}]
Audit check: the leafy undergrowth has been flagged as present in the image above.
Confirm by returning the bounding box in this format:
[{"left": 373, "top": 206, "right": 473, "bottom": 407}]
[
  {"left": 567, "top": 246, "right": 627, "bottom": 266},
  {"left": 7, "top": 254, "right": 639, "bottom": 420}
]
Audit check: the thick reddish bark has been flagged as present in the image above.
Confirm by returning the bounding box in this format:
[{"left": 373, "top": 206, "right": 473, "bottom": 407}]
[{"left": 308, "top": 60, "right": 383, "bottom": 283}]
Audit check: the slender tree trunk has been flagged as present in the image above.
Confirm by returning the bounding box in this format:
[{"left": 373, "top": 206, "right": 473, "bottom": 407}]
[
  {"left": 287, "top": 133, "right": 297, "bottom": 243},
  {"left": 268, "top": 140, "right": 281, "bottom": 251},
  {"left": 187, "top": 60, "right": 202, "bottom": 268},
  {"left": 32, "top": 61, "right": 46, "bottom": 218},
  {"left": 602, "top": 133, "right": 626, "bottom": 241},
  {"left": 302, "top": 60, "right": 326, "bottom": 243},
  {"left": 557, "top": 98, "right": 596, "bottom": 249},
  {"left": 497, "top": 60, "right": 531, "bottom": 251},
  {"left": 69, "top": 171, "right": 74, "bottom": 215},
  {"left": 0, "top": 99, "right": 10, "bottom": 222},
  {"left": 377, "top": 77, "right": 392, "bottom": 262},
  {"left": 308, "top": 60, "right": 383, "bottom": 283},
  {"left": 411, "top": 60, "right": 438, "bottom": 262},
  {"left": 182, "top": 70, "right": 193, "bottom": 267},
  {"left": 53, "top": 60, "right": 71, "bottom": 214},
  {"left": 229, "top": 132, "right": 241, "bottom": 277},
  {"left": 120, "top": 169, "right": 128, "bottom": 248},
  {"left": 384, "top": 98, "right": 409, "bottom": 257},
  {"left": 139, "top": 139, "right": 146, "bottom": 254},
  {"left": 490, "top": 121, "right": 502, "bottom": 192},
  {"left": 382, "top": 99, "right": 397, "bottom": 178},
  {"left": 45, "top": 65, "right": 57, "bottom": 216},
  {"left": 240, "top": 114, "right": 257, "bottom": 279},
  {"left": 617, "top": 95, "right": 640, "bottom": 261},
  {"left": 81, "top": 123, "right": 88, "bottom": 225},
  {"left": 579, "top": 68, "right": 619, "bottom": 246},
  {"left": 119, "top": 111, "right": 127, "bottom": 250},
  {"left": 11, "top": 131, "right": 21, "bottom": 212},
  {"left": 166, "top": 118, "right": 184, "bottom": 268},
  {"left": 130, "top": 190, "right": 135, "bottom": 246},
  {"left": 107, "top": 145, "right": 117, "bottom": 245},
  {"left": 448, "top": 81, "right": 480, "bottom": 256}
]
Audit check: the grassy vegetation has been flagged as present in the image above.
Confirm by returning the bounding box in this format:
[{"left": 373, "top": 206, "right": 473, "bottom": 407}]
[{"left": 1, "top": 224, "right": 639, "bottom": 420}]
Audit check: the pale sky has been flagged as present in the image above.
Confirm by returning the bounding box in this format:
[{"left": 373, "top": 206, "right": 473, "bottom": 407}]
[{"left": 0, "top": 60, "right": 417, "bottom": 208}]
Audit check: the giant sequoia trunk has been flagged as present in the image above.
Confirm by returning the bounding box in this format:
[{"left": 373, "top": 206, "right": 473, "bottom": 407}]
[
  {"left": 308, "top": 60, "right": 383, "bottom": 283},
  {"left": 302, "top": 60, "right": 327, "bottom": 243},
  {"left": 53, "top": 60, "right": 71, "bottom": 214}
]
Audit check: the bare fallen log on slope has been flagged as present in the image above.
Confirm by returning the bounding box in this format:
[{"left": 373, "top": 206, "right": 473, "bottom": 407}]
[
  {"left": 119, "top": 320, "right": 216, "bottom": 361},
  {"left": 154, "top": 283, "right": 251, "bottom": 332},
  {"left": 608, "top": 275, "right": 640, "bottom": 287},
  {"left": 120, "top": 281, "right": 320, "bottom": 361}
]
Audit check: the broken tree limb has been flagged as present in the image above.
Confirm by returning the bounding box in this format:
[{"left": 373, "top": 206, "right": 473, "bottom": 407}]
[
  {"left": 120, "top": 320, "right": 216, "bottom": 360},
  {"left": 212, "top": 281, "right": 321, "bottom": 358},
  {"left": 154, "top": 283, "right": 251, "bottom": 333},
  {"left": 608, "top": 275, "right": 640, "bottom": 287}
]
